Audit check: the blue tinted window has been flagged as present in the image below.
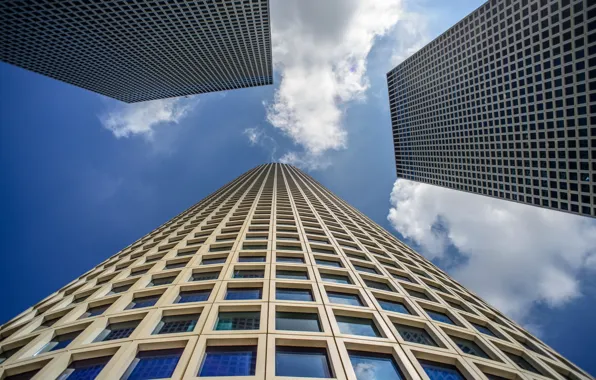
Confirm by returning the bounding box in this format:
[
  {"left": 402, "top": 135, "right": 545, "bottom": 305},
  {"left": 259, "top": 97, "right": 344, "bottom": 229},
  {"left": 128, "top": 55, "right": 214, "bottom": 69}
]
[
  {"left": 216, "top": 312, "right": 260, "bottom": 330},
  {"left": 122, "top": 349, "right": 182, "bottom": 380},
  {"left": 277, "top": 288, "right": 314, "bottom": 302},
  {"left": 471, "top": 322, "right": 497, "bottom": 337},
  {"left": 365, "top": 280, "right": 391, "bottom": 291},
  {"left": 153, "top": 314, "right": 200, "bottom": 334},
  {"left": 276, "top": 312, "right": 321, "bottom": 332},
  {"left": 426, "top": 310, "right": 455, "bottom": 325},
  {"left": 225, "top": 288, "right": 262, "bottom": 300},
  {"left": 315, "top": 259, "right": 342, "bottom": 268},
  {"left": 321, "top": 273, "right": 351, "bottom": 284},
  {"left": 202, "top": 258, "right": 226, "bottom": 265},
  {"left": 392, "top": 274, "right": 412, "bottom": 282},
  {"left": 149, "top": 276, "right": 175, "bottom": 286},
  {"left": 37, "top": 330, "right": 80, "bottom": 354},
  {"left": 276, "top": 346, "right": 332, "bottom": 378},
  {"left": 199, "top": 346, "right": 256, "bottom": 377},
  {"left": 451, "top": 337, "right": 489, "bottom": 359},
  {"left": 420, "top": 360, "right": 465, "bottom": 380},
  {"left": 84, "top": 304, "right": 110, "bottom": 317},
  {"left": 505, "top": 353, "right": 541, "bottom": 374},
  {"left": 349, "top": 351, "right": 404, "bottom": 380},
  {"left": 395, "top": 324, "right": 437, "bottom": 346},
  {"left": 379, "top": 299, "right": 410, "bottom": 314},
  {"left": 192, "top": 271, "right": 220, "bottom": 281},
  {"left": 128, "top": 295, "right": 160, "bottom": 309},
  {"left": 176, "top": 290, "right": 210, "bottom": 303},
  {"left": 57, "top": 356, "right": 112, "bottom": 380},
  {"left": 336, "top": 316, "right": 381, "bottom": 337},
  {"left": 354, "top": 265, "right": 378, "bottom": 274},
  {"left": 95, "top": 321, "right": 138, "bottom": 342},
  {"left": 327, "top": 291, "right": 363, "bottom": 306},
  {"left": 276, "top": 270, "right": 309, "bottom": 280}
]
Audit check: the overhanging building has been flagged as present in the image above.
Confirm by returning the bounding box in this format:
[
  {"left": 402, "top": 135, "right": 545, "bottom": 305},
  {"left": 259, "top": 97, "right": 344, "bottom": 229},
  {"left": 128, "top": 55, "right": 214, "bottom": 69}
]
[
  {"left": 388, "top": 0, "right": 595, "bottom": 218},
  {"left": 0, "top": 0, "right": 272, "bottom": 103},
  {"left": 0, "top": 164, "right": 591, "bottom": 379}
]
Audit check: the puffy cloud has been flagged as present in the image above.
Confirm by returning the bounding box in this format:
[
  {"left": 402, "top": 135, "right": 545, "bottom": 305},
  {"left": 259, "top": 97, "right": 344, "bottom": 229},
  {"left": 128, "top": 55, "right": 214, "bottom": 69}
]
[
  {"left": 265, "top": 0, "right": 408, "bottom": 167},
  {"left": 100, "top": 97, "right": 197, "bottom": 139},
  {"left": 390, "top": 11, "right": 430, "bottom": 66},
  {"left": 388, "top": 179, "right": 596, "bottom": 321}
]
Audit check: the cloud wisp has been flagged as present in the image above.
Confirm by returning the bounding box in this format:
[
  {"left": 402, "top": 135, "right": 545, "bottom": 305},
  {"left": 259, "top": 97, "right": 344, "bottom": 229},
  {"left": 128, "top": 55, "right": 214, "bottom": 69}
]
[
  {"left": 99, "top": 97, "right": 198, "bottom": 139},
  {"left": 243, "top": 127, "right": 278, "bottom": 161},
  {"left": 387, "top": 179, "right": 596, "bottom": 322},
  {"left": 264, "top": 0, "right": 414, "bottom": 170}
]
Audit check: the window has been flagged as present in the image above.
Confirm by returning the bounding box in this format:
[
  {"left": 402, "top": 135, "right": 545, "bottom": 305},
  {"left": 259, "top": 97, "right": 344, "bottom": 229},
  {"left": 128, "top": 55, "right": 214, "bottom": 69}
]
[
  {"left": 365, "top": 280, "right": 391, "bottom": 291},
  {"left": 505, "top": 352, "right": 541, "bottom": 374},
  {"left": 233, "top": 269, "right": 264, "bottom": 278},
  {"left": 392, "top": 274, "right": 412, "bottom": 282},
  {"left": 275, "top": 346, "right": 332, "bottom": 378},
  {"left": 276, "top": 288, "right": 314, "bottom": 302},
  {"left": 199, "top": 346, "right": 257, "bottom": 377},
  {"left": 37, "top": 330, "right": 81, "bottom": 354},
  {"left": 315, "top": 259, "right": 342, "bottom": 267},
  {"left": 419, "top": 360, "right": 465, "bottom": 380},
  {"left": 202, "top": 257, "right": 227, "bottom": 265},
  {"left": 215, "top": 312, "right": 260, "bottom": 331},
  {"left": 426, "top": 310, "right": 456, "bottom": 325},
  {"left": 57, "top": 356, "right": 112, "bottom": 380},
  {"left": 378, "top": 299, "right": 410, "bottom": 314},
  {"left": 82, "top": 304, "right": 111, "bottom": 318},
  {"left": 110, "top": 283, "right": 132, "bottom": 294},
  {"left": 153, "top": 314, "right": 200, "bottom": 334},
  {"left": 225, "top": 287, "right": 262, "bottom": 300},
  {"left": 407, "top": 289, "right": 430, "bottom": 300},
  {"left": 349, "top": 351, "right": 405, "bottom": 380},
  {"left": 321, "top": 273, "right": 351, "bottom": 284},
  {"left": 149, "top": 276, "right": 176, "bottom": 286},
  {"left": 238, "top": 256, "right": 266, "bottom": 263},
  {"left": 451, "top": 336, "right": 489, "bottom": 359},
  {"left": 276, "top": 269, "right": 309, "bottom": 280},
  {"left": 277, "top": 256, "right": 305, "bottom": 263},
  {"left": 471, "top": 322, "right": 497, "bottom": 337},
  {"left": 394, "top": 324, "right": 437, "bottom": 346},
  {"left": 0, "top": 346, "right": 23, "bottom": 364},
  {"left": 122, "top": 349, "right": 183, "bottom": 380},
  {"left": 4, "top": 369, "right": 41, "bottom": 380},
  {"left": 165, "top": 261, "right": 187, "bottom": 269},
  {"left": 127, "top": 295, "right": 161, "bottom": 310},
  {"left": 336, "top": 315, "right": 381, "bottom": 337},
  {"left": 327, "top": 291, "right": 363, "bottom": 307},
  {"left": 191, "top": 271, "right": 220, "bottom": 281},
  {"left": 276, "top": 312, "right": 321, "bottom": 332},
  {"left": 175, "top": 290, "right": 210, "bottom": 303},
  {"left": 354, "top": 264, "right": 378, "bottom": 274},
  {"left": 95, "top": 321, "right": 139, "bottom": 342}
]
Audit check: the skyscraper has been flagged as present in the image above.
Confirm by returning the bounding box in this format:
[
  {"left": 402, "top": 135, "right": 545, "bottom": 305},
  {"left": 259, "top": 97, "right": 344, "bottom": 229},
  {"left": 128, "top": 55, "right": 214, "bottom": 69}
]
[
  {"left": 388, "top": 0, "right": 595, "bottom": 218},
  {"left": 0, "top": 0, "right": 272, "bottom": 103},
  {"left": 0, "top": 164, "right": 590, "bottom": 379}
]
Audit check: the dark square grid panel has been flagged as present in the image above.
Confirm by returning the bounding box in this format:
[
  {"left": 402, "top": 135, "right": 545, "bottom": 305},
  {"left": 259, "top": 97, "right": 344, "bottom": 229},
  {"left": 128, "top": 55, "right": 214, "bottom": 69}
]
[
  {"left": 0, "top": 0, "right": 273, "bottom": 103},
  {"left": 388, "top": 0, "right": 596, "bottom": 218}
]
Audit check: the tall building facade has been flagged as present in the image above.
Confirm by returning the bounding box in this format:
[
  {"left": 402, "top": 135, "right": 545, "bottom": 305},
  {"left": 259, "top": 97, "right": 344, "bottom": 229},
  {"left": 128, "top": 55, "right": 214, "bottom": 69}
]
[
  {"left": 388, "top": 0, "right": 595, "bottom": 218},
  {"left": 0, "top": 164, "right": 591, "bottom": 379},
  {"left": 0, "top": 0, "right": 272, "bottom": 103}
]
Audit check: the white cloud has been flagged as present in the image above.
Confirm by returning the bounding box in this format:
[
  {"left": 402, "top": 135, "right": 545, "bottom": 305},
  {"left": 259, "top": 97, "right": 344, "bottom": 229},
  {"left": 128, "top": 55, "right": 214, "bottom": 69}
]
[
  {"left": 388, "top": 179, "right": 596, "bottom": 321},
  {"left": 390, "top": 11, "right": 430, "bottom": 66},
  {"left": 243, "top": 127, "right": 278, "bottom": 161},
  {"left": 353, "top": 363, "right": 378, "bottom": 380},
  {"left": 266, "top": 0, "right": 413, "bottom": 168},
  {"left": 100, "top": 97, "right": 197, "bottom": 139}
]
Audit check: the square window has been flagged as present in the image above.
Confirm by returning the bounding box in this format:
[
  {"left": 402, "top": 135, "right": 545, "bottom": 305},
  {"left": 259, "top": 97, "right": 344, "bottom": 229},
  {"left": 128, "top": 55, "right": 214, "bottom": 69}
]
[
  {"left": 153, "top": 314, "right": 200, "bottom": 334},
  {"left": 149, "top": 276, "right": 176, "bottom": 287},
  {"left": 321, "top": 273, "right": 351, "bottom": 284},
  {"left": 378, "top": 299, "right": 411, "bottom": 314},
  {"left": 95, "top": 321, "right": 139, "bottom": 342},
  {"left": 198, "top": 346, "right": 257, "bottom": 377},
  {"left": 420, "top": 360, "right": 465, "bottom": 380},
  {"left": 426, "top": 310, "right": 456, "bottom": 325},
  {"left": 175, "top": 290, "right": 211, "bottom": 303},
  {"left": 327, "top": 291, "right": 363, "bottom": 307},
  {"left": 276, "top": 269, "right": 309, "bottom": 280},
  {"left": 127, "top": 295, "right": 161, "bottom": 309},
  {"left": 451, "top": 336, "right": 489, "bottom": 359},
  {"left": 122, "top": 348, "right": 183, "bottom": 380},
  {"left": 275, "top": 346, "right": 332, "bottom": 378},
  {"left": 215, "top": 312, "right": 260, "bottom": 331},
  {"left": 276, "top": 288, "right": 314, "bottom": 302},
  {"left": 276, "top": 312, "right": 321, "bottom": 332},
  {"left": 394, "top": 324, "right": 437, "bottom": 346},
  {"left": 57, "top": 356, "right": 112, "bottom": 380},
  {"left": 336, "top": 315, "right": 381, "bottom": 337},
  {"left": 37, "top": 330, "right": 81, "bottom": 354},
  {"left": 225, "top": 288, "right": 262, "bottom": 300},
  {"left": 233, "top": 269, "right": 264, "bottom": 279},
  {"left": 349, "top": 351, "right": 405, "bottom": 380},
  {"left": 192, "top": 271, "right": 220, "bottom": 281}
]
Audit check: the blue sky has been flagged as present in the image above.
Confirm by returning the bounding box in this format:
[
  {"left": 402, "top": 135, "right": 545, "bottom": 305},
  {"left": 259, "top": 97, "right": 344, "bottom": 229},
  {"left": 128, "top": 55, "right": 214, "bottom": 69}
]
[{"left": 1, "top": 0, "right": 595, "bottom": 375}]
